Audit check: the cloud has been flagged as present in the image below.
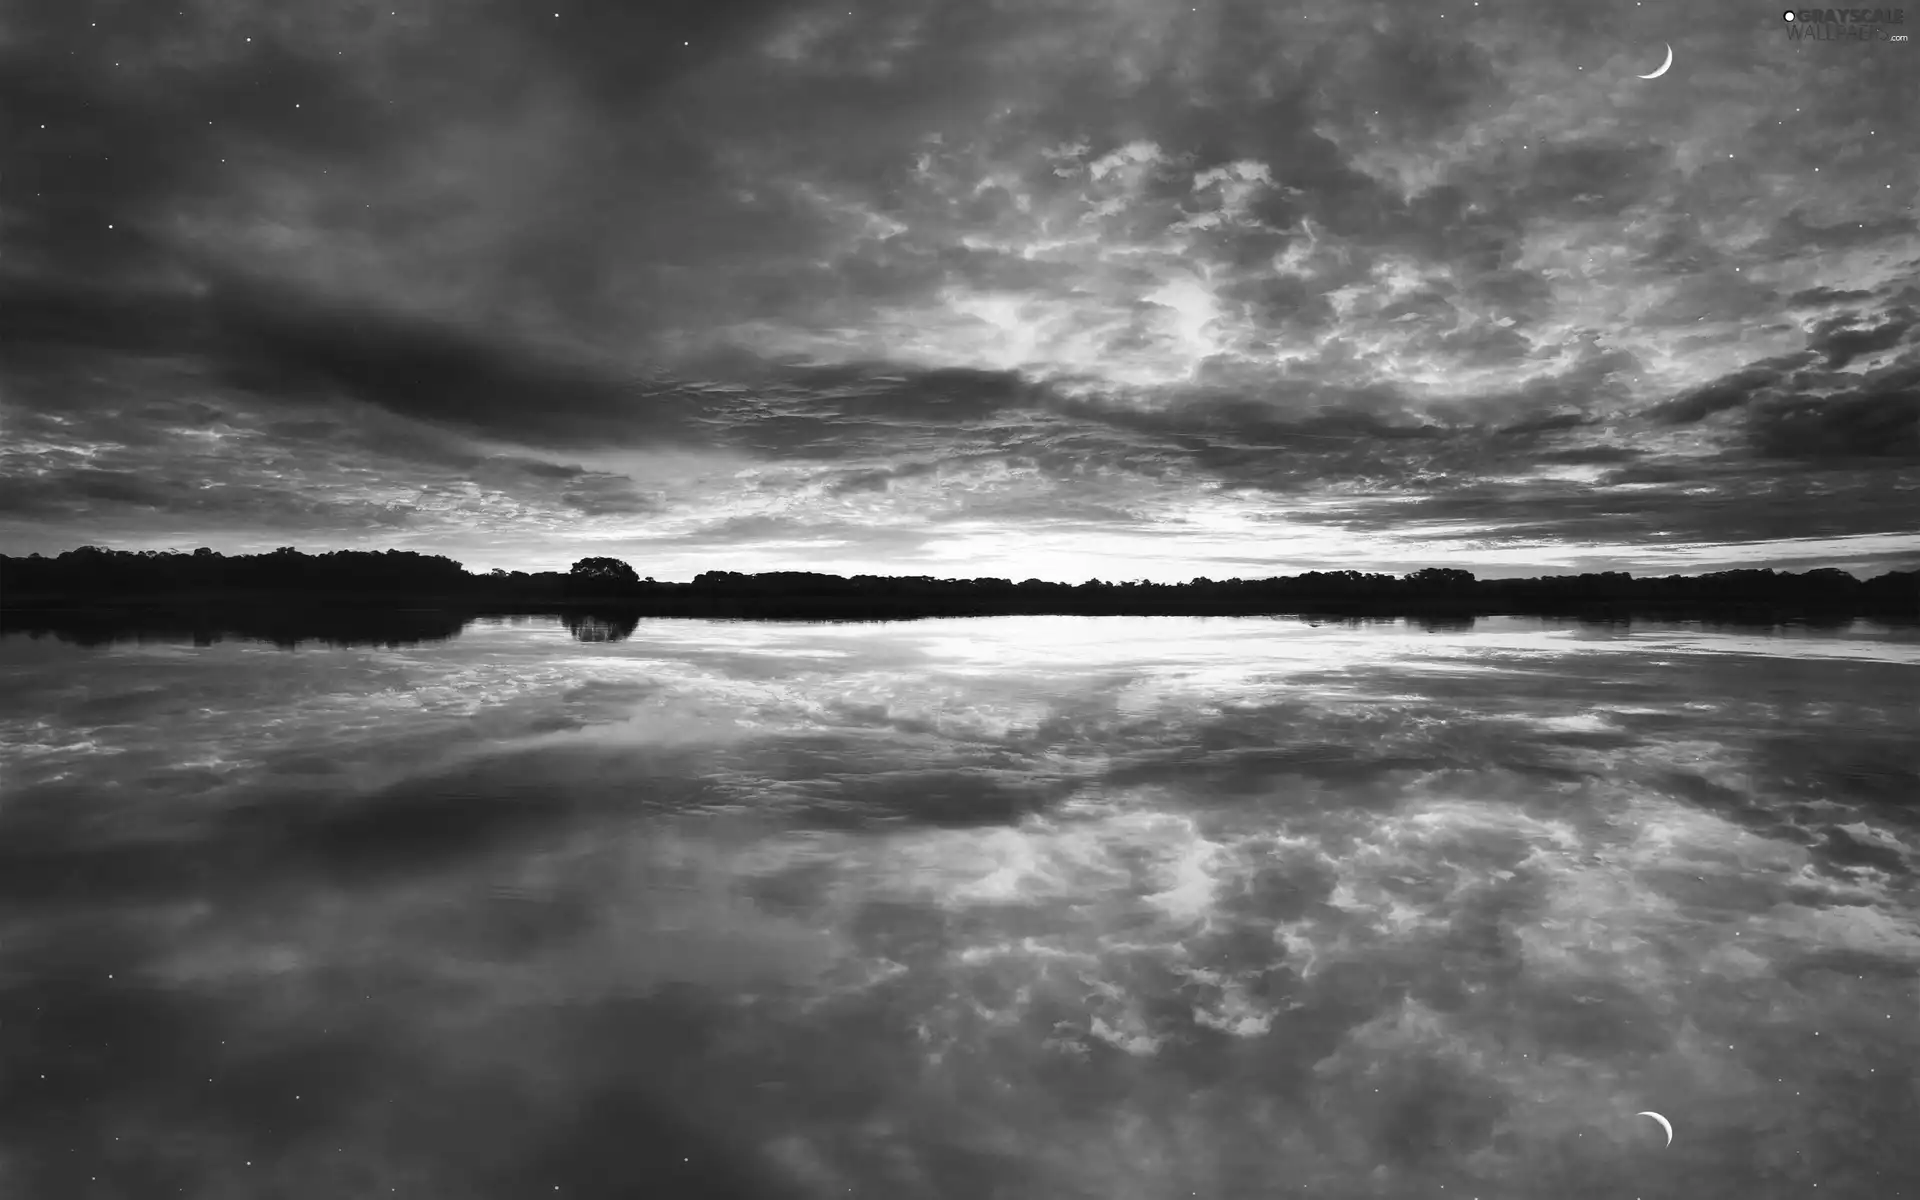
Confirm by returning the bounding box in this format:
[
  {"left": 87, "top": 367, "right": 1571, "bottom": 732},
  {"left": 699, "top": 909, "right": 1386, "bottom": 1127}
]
[
  {"left": 201, "top": 276, "right": 690, "bottom": 448},
  {"left": 0, "top": 470, "right": 411, "bottom": 530},
  {"left": 1645, "top": 358, "right": 1807, "bottom": 426},
  {"left": 1806, "top": 310, "right": 1916, "bottom": 369},
  {"left": 1273, "top": 462, "right": 1920, "bottom": 551},
  {"left": 1787, "top": 286, "right": 1877, "bottom": 309},
  {"left": 1494, "top": 413, "right": 1592, "bottom": 438},
  {"left": 3, "top": 0, "right": 1917, "bottom": 575},
  {"left": 1747, "top": 371, "right": 1920, "bottom": 462}
]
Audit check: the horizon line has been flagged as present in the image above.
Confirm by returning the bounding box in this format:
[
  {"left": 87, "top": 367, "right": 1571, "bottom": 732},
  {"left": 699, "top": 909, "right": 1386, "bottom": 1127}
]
[{"left": 5, "top": 543, "right": 1917, "bottom": 588}]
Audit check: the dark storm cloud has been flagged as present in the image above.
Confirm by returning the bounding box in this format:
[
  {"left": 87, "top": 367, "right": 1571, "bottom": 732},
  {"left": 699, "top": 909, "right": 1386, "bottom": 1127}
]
[
  {"left": 1278, "top": 466, "right": 1919, "bottom": 549},
  {"left": 201, "top": 276, "right": 690, "bottom": 448},
  {"left": 1637, "top": 336, "right": 1920, "bottom": 463},
  {"left": 0, "top": 274, "right": 684, "bottom": 448},
  {"left": 1495, "top": 413, "right": 1592, "bottom": 438},
  {"left": 1747, "top": 365, "right": 1920, "bottom": 462},
  {"left": 1644, "top": 357, "right": 1810, "bottom": 426},
  {"left": 0, "top": 278, "right": 206, "bottom": 367},
  {"left": 1806, "top": 310, "right": 1916, "bottom": 369}
]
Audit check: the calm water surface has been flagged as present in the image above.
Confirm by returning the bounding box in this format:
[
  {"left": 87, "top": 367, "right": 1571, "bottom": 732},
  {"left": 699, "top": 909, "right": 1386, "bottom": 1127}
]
[{"left": 3, "top": 615, "right": 1917, "bottom": 1199}]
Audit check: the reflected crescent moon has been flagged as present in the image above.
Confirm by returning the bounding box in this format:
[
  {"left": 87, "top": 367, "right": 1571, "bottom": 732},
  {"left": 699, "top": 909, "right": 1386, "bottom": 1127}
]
[
  {"left": 1637, "top": 1111, "right": 1674, "bottom": 1146},
  {"left": 1637, "top": 43, "right": 1674, "bottom": 79}
]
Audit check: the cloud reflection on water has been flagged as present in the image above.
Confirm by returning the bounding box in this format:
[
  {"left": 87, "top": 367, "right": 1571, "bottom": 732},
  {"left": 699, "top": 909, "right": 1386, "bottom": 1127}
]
[{"left": 1, "top": 616, "right": 1916, "bottom": 1198}]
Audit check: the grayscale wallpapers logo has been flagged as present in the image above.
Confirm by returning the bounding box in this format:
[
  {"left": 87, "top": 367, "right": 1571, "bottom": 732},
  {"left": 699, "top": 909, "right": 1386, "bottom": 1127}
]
[{"left": 1782, "top": 7, "right": 1909, "bottom": 39}]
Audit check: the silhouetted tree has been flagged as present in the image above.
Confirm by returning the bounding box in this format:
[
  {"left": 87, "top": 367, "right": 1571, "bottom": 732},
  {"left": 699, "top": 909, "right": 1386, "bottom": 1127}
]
[
  {"left": 566, "top": 556, "right": 639, "bottom": 598},
  {"left": 569, "top": 557, "right": 639, "bottom": 585}
]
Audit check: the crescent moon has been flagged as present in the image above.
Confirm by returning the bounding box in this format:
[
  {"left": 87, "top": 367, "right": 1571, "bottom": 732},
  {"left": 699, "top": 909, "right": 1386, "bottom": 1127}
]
[
  {"left": 1636, "top": 1111, "right": 1674, "bottom": 1146},
  {"left": 1637, "top": 43, "right": 1674, "bottom": 79}
]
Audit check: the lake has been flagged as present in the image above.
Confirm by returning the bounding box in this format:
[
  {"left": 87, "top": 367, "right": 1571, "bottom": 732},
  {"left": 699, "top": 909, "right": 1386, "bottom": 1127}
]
[{"left": 3, "top": 615, "right": 1916, "bottom": 1199}]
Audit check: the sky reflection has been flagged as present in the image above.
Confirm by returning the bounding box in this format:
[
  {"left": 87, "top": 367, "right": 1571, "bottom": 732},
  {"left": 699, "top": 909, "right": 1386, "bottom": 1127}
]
[{"left": 1, "top": 617, "right": 1916, "bottom": 1199}]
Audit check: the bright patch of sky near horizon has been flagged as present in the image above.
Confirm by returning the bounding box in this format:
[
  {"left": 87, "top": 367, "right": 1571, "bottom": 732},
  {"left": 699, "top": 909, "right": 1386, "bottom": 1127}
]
[{"left": 0, "top": 0, "right": 1916, "bottom": 578}]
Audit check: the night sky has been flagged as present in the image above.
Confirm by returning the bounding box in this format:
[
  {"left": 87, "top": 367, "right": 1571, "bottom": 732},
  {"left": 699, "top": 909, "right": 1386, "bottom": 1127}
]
[{"left": 4, "top": 0, "right": 1917, "bottom": 582}]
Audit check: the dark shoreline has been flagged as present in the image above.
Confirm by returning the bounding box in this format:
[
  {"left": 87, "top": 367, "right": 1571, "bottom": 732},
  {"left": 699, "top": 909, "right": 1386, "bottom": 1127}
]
[
  {"left": 5, "top": 591, "right": 1915, "bottom": 650},
  {"left": 6, "top": 546, "right": 1916, "bottom": 645}
]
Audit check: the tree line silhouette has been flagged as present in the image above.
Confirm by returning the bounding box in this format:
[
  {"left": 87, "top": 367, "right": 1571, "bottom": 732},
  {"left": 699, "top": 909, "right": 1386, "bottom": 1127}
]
[{"left": 4, "top": 545, "right": 1915, "bottom": 628}]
